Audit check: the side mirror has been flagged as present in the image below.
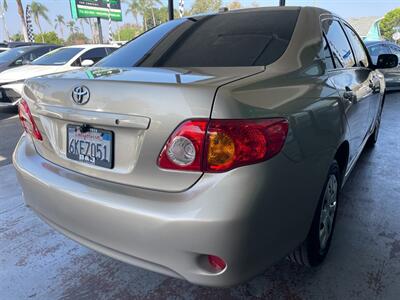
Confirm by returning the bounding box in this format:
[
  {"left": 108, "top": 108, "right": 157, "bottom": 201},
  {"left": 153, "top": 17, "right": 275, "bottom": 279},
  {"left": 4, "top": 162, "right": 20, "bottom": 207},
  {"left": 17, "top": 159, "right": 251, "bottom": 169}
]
[
  {"left": 22, "top": 59, "right": 30, "bottom": 65},
  {"left": 376, "top": 54, "right": 398, "bottom": 69},
  {"left": 14, "top": 59, "right": 23, "bottom": 66},
  {"left": 81, "top": 59, "right": 94, "bottom": 67}
]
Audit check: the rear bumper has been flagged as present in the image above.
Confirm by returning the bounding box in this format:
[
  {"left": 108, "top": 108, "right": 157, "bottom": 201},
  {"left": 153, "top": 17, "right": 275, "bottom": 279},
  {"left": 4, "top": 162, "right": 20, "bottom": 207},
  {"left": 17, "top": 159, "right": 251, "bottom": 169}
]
[{"left": 13, "top": 134, "right": 321, "bottom": 286}]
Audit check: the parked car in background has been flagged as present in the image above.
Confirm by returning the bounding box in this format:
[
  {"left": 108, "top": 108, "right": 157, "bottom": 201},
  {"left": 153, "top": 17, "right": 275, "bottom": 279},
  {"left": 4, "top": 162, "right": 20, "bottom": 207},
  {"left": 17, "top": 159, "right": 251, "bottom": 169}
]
[
  {"left": 13, "top": 7, "right": 397, "bottom": 287},
  {"left": 0, "top": 44, "right": 59, "bottom": 73},
  {"left": 365, "top": 40, "right": 400, "bottom": 90},
  {"left": 5, "top": 42, "right": 50, "bottom": 48},
  {"left": 0, "top": 44, "right": 118, "bottom": 107}
]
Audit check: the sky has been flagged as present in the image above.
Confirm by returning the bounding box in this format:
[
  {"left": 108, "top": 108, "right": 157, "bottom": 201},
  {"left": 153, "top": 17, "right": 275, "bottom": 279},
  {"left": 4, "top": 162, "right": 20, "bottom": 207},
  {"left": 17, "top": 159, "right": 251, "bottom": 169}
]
[{"left": 0, "top": 0, "right": 399, "bottom": 41}]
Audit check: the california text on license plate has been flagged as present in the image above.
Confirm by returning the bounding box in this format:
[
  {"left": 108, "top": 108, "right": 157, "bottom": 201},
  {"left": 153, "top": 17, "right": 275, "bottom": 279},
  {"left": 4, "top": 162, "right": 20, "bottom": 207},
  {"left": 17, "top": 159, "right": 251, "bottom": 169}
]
[{"left": 66, "top": 124, "right": 114, "bottom": 169}]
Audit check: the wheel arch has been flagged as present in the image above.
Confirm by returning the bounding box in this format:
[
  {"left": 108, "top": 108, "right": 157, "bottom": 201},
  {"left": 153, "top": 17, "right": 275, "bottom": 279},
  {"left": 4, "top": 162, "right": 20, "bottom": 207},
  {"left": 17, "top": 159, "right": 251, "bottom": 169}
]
[{"left": 334, "top": 140, "right": 350, "bottom": 184}]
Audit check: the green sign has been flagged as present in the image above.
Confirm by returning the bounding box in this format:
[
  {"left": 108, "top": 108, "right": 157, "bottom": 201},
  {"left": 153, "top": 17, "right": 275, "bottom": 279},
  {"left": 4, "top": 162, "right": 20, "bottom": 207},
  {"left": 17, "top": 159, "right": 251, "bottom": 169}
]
[{"left": 70, "top": 0, "right": 122, "bottom": 21}]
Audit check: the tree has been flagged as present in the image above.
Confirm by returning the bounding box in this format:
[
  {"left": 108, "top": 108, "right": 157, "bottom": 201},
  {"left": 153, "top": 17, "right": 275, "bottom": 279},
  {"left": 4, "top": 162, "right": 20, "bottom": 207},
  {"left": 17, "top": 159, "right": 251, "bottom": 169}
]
[
  {"left": 380, "top": 8, "right": 400, "bottom": 42},
  {"left": 227, "top": 1, "right": 241, "bottom": 10},
  {"left": 34, "top": 31, "right": 63, "bottom": 45},
  {"left": 124, "top": 0, "right": 140, "bottom": 26},
  {"left": 191, "top": 0, "right": 222, "bottom": 15},
  {"left": 113, "top": 23, "right": 142, "bottom": 41},
  {"left": 148, "top": 0, "right": 162, "bottom": 27},
  {"left": 66, "top": 20, "right": 78, "bottom": 35},
  {"left": 0, "top": 0, "right": 10, "bottom": 41},
  {"left": 31, "top": 1, "right": 51, "bottom": 42},
  {"left": 79, "top": 19, "right": 86, "bottom": 35},
  {"left": 10, "top": 32, "right": 23, "bottom": 41},
  {"left": 87, "top": 18, "right": 98, "bottom": 43},
  {"left": 67, "top": 32, "right": 88, "bottom": 45},
  {"left": 124, "top": 0, "right": 150, "bottom": 31},
  {"left": 16, "top": 0, "right": 29, "bottom": 42},
  {"left": 143, "top": 7, "right": 169, "bottom": 29},
  {"left": 54, "top": 15, "right": 65, "bottom": 39}
]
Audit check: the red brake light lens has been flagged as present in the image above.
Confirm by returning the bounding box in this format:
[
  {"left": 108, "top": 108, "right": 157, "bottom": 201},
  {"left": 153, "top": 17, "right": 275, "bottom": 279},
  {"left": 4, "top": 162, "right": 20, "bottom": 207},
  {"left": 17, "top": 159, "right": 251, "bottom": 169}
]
[
  {"left": 205, "top": 119, "right": 288, "bottom": 172},
  {"left": 158, "top": 118, "right": 288, "bottom": 172},
  {"left": 18, "top": 99, "right": 43, "bottom": 141}
]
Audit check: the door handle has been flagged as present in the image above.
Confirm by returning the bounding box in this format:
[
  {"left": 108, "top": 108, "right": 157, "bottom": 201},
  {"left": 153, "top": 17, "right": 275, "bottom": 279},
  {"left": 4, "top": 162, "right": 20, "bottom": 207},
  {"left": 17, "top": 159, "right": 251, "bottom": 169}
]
[
  {"left": 343, "top": 86, "right": 356, "bottom": 102},
  {"left": 369, "top": 80, "right": 380, "bottom": 93}
]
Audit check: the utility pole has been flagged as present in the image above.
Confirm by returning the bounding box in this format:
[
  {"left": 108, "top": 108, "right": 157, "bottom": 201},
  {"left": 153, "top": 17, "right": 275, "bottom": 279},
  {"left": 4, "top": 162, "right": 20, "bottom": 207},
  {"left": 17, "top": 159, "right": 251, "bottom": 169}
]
[{"left": 97, "top": 17, "right": 103, "bottom": 44}]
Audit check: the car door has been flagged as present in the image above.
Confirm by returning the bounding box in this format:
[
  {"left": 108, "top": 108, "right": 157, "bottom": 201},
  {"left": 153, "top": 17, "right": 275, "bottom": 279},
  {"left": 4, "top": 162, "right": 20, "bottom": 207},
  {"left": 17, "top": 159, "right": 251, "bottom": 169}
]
[
  {"left": 322, "top": 18, "right": 373, "bottom": 162},
  {"left": 342, "top": 22, "right": 381, "bottom": 135}
]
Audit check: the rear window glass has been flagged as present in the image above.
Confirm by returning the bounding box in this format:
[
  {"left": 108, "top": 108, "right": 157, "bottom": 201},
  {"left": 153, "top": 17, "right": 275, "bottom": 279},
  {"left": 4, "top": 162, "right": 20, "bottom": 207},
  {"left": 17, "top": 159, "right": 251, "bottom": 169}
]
[
  {"left": 98, "top": 9, "right": 300, "bottom": 68},
  {"left": 32, "top": 47, "right": 83, "bottom": 66}
]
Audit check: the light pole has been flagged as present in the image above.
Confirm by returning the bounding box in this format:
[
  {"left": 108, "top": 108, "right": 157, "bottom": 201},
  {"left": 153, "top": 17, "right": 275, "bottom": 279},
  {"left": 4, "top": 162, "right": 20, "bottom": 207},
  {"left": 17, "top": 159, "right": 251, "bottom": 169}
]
[{"left": 168, "top": 0, "right": 174, "bottom": 20}]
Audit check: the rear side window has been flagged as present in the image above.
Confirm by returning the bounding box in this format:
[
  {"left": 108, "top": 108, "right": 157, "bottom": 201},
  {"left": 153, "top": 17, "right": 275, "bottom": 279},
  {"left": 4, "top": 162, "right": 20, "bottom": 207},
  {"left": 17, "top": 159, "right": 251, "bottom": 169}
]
[
  {"left": 80, "top": 48, "right": 107, "bottom": 63},
  {"left": 98, "top": 9, "right": 300, "bottom": 67},
  {"left": 343, "top": 24, "right": 369, "bottom": 68},
  {"left": 323, "top": 19, "right": 355, "bottom": 68},
  {"left": 319, "top": 35, "right": 335, "bottom": 70}
]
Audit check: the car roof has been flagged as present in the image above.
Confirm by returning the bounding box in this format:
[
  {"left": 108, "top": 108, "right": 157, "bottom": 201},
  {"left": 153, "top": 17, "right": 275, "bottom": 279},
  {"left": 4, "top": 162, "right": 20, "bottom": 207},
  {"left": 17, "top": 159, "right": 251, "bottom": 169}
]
[
  {"left": 63, "top": 44, "right": 119, "bottom": 49},
  {"left": 186, "top": 6, "right": 331, "bottom": 19}
]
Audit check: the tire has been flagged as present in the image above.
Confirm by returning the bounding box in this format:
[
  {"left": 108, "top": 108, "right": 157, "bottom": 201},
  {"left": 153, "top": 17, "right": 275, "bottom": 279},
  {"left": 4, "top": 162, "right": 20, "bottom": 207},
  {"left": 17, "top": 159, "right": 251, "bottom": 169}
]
[
  {"left": 288, "top": 161, "right": 340, "bottom": 267},
  {"left": 367, "top": 97, "right": 384, "bottom": 148}
]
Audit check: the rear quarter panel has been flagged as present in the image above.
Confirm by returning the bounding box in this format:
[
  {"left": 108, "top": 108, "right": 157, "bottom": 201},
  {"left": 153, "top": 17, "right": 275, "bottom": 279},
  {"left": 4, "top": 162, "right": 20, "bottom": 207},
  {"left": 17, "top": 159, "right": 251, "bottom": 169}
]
[{"left": 210, "top": 8, "right": 349, "bottom": 260}]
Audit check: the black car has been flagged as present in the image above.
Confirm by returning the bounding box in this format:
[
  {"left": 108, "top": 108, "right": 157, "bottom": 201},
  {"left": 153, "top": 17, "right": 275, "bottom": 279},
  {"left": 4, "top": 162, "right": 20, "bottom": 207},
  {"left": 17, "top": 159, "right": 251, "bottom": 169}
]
[
  {"left": 365, "top": 40, "right": 400, "bottom": 90},
  {"left": 0, "top": 44, "right": 60, "bottom": 73}
]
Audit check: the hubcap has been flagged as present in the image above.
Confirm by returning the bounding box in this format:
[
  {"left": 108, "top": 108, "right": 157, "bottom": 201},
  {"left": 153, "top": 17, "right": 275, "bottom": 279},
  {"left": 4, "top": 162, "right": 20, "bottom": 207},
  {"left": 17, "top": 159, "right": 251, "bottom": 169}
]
[{"left": 319, "top": 174, "right": 338, "bottom": 250}]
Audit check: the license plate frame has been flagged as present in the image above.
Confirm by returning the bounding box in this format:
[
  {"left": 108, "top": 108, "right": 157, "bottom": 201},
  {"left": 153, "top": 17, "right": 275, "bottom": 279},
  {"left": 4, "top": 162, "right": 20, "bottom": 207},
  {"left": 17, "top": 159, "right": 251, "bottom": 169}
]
[{"left": 66, "top": 124, "right": 114, "bottom": 169}]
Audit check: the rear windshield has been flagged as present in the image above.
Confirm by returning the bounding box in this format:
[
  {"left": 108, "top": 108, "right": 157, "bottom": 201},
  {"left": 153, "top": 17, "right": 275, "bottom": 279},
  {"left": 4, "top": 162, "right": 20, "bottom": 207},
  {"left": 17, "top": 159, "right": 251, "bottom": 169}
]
[
  {"left": 32, "top": 47, "right": 83, "bottom": 66},
  {"left": 98, "top": 9, "right": 299, "bottom": 68}
]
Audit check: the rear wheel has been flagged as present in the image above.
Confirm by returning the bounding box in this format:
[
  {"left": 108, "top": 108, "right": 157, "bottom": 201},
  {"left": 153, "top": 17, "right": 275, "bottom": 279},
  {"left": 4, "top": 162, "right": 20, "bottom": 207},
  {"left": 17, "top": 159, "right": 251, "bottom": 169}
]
[{"left": 288, "top": 161, "right": 340, "bottom": 266}]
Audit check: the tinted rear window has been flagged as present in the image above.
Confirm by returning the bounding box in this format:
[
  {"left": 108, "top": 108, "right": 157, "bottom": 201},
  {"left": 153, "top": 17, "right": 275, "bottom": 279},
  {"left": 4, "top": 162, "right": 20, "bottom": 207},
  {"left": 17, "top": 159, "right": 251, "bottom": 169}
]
[
  {"left": 32, "top": 47, "right": 83, "bottom": 65},
  {"left": 98, "top": 9, "right": 299, "bottom": 68}
]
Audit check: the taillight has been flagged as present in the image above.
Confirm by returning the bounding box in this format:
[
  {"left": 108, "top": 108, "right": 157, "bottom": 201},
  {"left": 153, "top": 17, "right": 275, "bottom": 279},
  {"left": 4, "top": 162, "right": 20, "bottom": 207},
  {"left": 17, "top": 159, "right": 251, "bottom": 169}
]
[
  {"left": 18, "top": 99, "right": 43, "bottom": 141},
  {"left": 158, "top": 120, "right": 208, "bottom": 171},
  {"left": 158, "top": 118, "right": 288, "bottom": 173}
]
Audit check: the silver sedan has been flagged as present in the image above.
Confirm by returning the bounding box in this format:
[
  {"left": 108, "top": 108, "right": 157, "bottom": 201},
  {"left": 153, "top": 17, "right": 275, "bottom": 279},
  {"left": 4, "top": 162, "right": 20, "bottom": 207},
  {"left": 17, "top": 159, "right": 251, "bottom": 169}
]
[{"left": 13, "top": 7, "right": 397, "bottom": 287}]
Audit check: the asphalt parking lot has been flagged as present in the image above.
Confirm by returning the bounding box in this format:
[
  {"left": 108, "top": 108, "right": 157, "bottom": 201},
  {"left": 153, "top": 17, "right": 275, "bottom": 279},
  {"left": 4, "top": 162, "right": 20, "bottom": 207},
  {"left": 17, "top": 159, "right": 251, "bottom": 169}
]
[{"left": 1, "top": 94, "right": 400, "bottom": 299}]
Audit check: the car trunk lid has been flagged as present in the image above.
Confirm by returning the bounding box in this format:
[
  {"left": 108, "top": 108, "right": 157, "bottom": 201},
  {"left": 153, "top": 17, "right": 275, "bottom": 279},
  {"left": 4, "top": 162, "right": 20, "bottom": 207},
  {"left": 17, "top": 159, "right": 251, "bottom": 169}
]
[{"left": 23, "top": 66, "right": 264, "bottom": 192}]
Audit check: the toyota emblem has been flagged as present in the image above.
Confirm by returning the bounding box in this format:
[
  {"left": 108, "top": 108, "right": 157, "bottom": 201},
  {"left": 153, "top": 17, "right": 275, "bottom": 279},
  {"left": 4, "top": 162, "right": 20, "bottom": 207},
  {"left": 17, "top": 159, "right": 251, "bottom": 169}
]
[{"left": 72, "top": 86, "right": 90, "bottom": 105}]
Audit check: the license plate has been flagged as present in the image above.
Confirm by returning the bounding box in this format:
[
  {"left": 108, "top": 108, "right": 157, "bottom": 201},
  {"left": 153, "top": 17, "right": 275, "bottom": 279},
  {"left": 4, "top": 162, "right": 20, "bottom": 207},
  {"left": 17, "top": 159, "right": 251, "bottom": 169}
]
[{"left": 67, "top": 125, "right": 114, "bottom": 169}]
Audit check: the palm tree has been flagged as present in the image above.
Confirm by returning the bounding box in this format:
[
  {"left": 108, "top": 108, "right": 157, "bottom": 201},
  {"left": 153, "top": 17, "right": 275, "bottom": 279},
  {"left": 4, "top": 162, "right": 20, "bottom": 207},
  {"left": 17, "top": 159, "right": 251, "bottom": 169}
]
[
  {"left": 87, "top": 18, "right": 97, "bottom": 43},
  {"left": 66, "top": 20, "right": 78, "bottom": 35},
  {"left": 15, "top": 0, "right": 28, "bottom": 42},
  {"left": 0, "top": 0, "right": 10, "bottom": 41},
  {"left": 124, "top": 0, "right": 140, "bottom": 27},
  {"left": 30, "top": 1, "right": 51, "bottom": 42},
  {"left": 54, "top": 15, "right": 65, "bottom": 39},
  {"left": 148, "top": 0, "right": 162, "bottom": 27},
  {"left": 124, "top": 0, "right": 149, "bottom": 31},
  {"left": 79, "top": 19, "right": 86, "bottom": 35}
]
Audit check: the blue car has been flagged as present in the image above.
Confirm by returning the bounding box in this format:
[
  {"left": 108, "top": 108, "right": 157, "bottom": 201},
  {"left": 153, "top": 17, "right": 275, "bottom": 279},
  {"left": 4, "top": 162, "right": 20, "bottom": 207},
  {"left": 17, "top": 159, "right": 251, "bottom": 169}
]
[{"left": 365, "top": 40, "right": 400, "bottom": 91}]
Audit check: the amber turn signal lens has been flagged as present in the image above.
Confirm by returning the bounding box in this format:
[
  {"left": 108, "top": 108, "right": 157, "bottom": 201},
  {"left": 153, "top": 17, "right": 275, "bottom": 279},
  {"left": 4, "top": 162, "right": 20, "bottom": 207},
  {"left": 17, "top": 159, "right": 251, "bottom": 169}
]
[{"left": 207, "top": 132, "right": 235, "bottom": 168}]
